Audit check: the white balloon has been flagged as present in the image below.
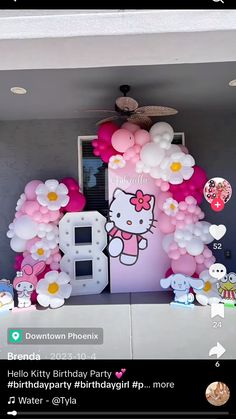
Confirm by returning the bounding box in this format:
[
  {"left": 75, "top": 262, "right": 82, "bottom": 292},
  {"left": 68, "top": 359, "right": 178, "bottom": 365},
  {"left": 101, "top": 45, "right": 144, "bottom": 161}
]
[
  {"left": 140, "top": 143, "right": 165, "bottom": 168},
  {"left": 196, "top": 294, "right": 208, "bottom": 306},
  {"left": 14, "top": 215, "right": 38, "bottom": 240},
  {"left": 186, "top": 238, "right": 204, "bottom": 256},
  {"left": 162, "top": 234, "right": 174, "bottom": 253},
  {"left": 165, "top": 144, "right": 181, "bottom": 157},
  {"left": 150, "top": 122, "right": 174, "bottom": 142},
  {"left": 10, "top": 236, "right": 27, "bottom": 252}
]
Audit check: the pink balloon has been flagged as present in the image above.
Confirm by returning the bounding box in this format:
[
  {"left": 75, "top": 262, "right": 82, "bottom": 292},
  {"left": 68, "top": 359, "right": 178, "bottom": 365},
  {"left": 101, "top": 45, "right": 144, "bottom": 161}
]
[
  {"left": 158, "top": 213, "right": 176, "bottom": 234},
  {"left": 50, "top": 262, "right": 60, "bottom": 270},
  {"left": 160, "top": 181, "right": 170, "bottom": 192},
  {"left": 169, "top": 250, "right": 180, "bottom": 260},
  {"left": 39, "top": 206, "right": 48, "bottom": 214},
  {"left": 178, "top": 145, "right": 189, "bottom": 154},
  {"left": 171, "top": 254, "right": 197, "bottom": 276},
  {"left": 63, "top": 190, "right": 86, "bottom": 212},
  {"left": 169, "top": 166, "right": 207, "bottom": 205},
  {"left": 101, "top": 146, "right": 116, "bottom": 163},
  {"left": 37, "top": 265, "right": 52, "bottom": 280},
  {"left": 203, "top": 247, "right": 212, "bottom": 258},
  {"left": 121, "top": 122, "right": 140, "bottom": 133},
  {"left": 111, "top": 129, "right": 135, "bottom": 153},
  {"left": 195, "top": 255, "right": 204, "bottom": 264},
  {"left": 22, "top": 200, "right": 40, "bottom": 216},
  {"left": 195, "top": 263, "right": 206, "bottom": 275},
  {"left": 53, "top": 253, "right": 62, "bottom": 263},
  {"left": 14, "top": 254, "right": 24, "bottom": 270},
  {"left": 98, "top": 122, "right": 119, "bottom": 143},
  {"left": 134, "top": 129, "right": 150, "bottom": 146},
  {"left": 176, "top": 212, "right": 185, "bottom": 221},
  {"left": 21, "top": 254, "right": 39, "bottom": 268},
  {"left": 26, "top": 237, "right": 39, "bottom": 252},
  {"left": 165, "top": 268, "right": 174, "bottom": 278},
  {"left": 191, "top": 166, "right": 208, "bottom": 188},
  {"left": 48, "top": 210, "right": 61, "bottom": 222},
  {"left": 157, "top": 191, "right": 173, "bottom": 210},
  {"left": 61, "top": 177, "right": 80, "bottom": 192},
  {"left": 24, "top": 180, "right": 42, "bottom": 200}
]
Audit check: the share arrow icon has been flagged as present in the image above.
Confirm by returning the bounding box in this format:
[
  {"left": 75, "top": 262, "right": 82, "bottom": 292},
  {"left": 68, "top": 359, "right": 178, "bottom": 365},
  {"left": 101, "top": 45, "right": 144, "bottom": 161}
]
[{"left": 209, "top": 342, "right": 226, "bottom": 359}]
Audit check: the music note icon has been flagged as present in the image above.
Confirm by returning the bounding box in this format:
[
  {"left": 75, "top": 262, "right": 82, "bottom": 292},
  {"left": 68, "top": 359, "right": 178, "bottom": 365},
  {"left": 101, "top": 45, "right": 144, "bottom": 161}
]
[{"left": 8, "top": 396, "right": 15, "bottom": 404}]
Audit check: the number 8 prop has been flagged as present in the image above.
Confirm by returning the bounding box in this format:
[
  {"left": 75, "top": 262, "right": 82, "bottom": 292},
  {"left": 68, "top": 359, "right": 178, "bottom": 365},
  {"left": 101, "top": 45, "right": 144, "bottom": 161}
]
[{"left": 59, "top": 211, "right": 108, "bottom": 295}]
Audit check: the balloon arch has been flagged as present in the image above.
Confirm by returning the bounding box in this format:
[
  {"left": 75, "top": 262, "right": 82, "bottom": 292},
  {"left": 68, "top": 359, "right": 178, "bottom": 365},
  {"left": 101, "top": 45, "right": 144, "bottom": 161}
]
[{"left": 6, "top": 120, "right": 217, "bottom": 309}]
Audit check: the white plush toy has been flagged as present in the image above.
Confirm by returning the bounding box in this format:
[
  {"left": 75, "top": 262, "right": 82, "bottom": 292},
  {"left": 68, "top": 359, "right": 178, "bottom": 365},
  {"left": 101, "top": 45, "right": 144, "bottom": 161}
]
[{"left": 160, "top": 273, "right": 204, "bottom": 306}]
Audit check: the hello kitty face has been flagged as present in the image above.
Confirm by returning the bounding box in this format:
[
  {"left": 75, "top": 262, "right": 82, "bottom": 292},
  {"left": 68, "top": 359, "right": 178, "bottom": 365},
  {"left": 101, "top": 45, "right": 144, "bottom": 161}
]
[
  {"left": 15, "top": 281, "right": 35, "bottom": 292},
  {"left": 109, "top": 188, "right": 155, "bottom": 235}
]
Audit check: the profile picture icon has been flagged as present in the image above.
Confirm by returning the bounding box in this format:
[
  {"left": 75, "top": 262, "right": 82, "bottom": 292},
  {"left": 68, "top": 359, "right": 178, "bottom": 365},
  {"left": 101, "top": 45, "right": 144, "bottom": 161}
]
[
  {"left": 205, "top": 382, "right": 230, "bottom": 406},
  {"left": 204, "top": 178, "right": 232, "bottom": 205}
]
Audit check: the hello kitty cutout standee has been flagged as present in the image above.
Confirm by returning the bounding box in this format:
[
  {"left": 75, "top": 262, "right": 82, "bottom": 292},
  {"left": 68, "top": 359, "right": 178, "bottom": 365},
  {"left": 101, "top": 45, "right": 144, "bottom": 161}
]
[
  {"left": 13, "top": 261, "right": 45, "bottom": 309},
  {"left": 105, "top": 189, "right": 156, "bottom": 266}
]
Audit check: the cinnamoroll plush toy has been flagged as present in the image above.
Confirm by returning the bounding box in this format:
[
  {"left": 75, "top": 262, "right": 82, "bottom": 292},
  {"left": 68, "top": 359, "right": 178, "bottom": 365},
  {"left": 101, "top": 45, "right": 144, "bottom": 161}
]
[
  {"left": 0, "top": 279, "right": 14, "bottom": 311},
  {"left": 160, "top": 273, "right": 204, "bottom": 306}
]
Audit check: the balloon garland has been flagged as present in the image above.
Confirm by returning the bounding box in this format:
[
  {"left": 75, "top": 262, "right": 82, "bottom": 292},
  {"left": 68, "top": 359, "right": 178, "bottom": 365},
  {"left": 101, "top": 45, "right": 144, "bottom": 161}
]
[
  {"left": 92, "top": 121, "right": 215, "bottom": 278},
  {"left": 7, "top": 177, "right": 86, "bottom": 307}
]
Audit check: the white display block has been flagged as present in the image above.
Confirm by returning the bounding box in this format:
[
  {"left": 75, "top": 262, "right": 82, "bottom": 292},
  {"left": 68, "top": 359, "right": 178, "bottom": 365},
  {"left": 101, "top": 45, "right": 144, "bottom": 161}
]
[{"left": 59, "top": 211, "right": 108, "bottom": 296}]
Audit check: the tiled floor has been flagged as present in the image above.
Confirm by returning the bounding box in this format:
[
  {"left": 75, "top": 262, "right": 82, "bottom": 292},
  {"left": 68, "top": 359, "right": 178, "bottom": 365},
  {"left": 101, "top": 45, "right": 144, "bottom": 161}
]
[{"left": 1, "top": 292, "right": 235, "bottom": 359}]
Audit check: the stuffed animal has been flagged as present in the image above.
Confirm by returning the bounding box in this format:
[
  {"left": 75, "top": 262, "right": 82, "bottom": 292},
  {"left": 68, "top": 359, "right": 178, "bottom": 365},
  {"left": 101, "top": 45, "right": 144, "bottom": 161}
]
[
  {"left": 13, "top": 262, "right": 45, "bottom": 308},
  {"left": 217, "top": 272, "right": 236, "bottom": 301},
  {"left": 160, "top": 273, "right": 204, "bottom": 305}
]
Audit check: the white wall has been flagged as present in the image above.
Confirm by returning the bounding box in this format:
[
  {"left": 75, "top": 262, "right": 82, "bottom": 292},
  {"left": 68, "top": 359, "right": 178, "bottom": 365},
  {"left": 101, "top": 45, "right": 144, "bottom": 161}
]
[{"left": 0, "top": 10, "right": 236, "bottom": 70}]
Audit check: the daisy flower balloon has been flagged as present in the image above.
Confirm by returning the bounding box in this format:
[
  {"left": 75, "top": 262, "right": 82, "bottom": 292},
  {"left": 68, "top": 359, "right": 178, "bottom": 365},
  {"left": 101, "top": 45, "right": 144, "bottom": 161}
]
[
  {"left": 36, "top": 271, "right": 72, "bottom": 309},
  {"left": 109, "top": 155, "right": 126, "bottom": 170},
  {"left": 163, "top": 198, "right": 179, "bottom": 216},
  {"left": 160, "top": 151, "right": 195, "bottom": 185},
  {"left": 36, "top": 179, "right": 69, "bottom": 211},
  {"left": 195, "top": 270, "right": 222, "bottom": 306},
  {"left": 30, "top": 239, "right": 51, "bottom": 261}
]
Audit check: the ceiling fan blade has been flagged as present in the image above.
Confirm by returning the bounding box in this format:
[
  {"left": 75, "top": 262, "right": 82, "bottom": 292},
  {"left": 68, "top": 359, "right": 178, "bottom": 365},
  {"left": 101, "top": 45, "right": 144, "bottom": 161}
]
[
  {"left": 96, "top": 116, "right": 119, "bottom": 126},
  {"left": 136, "top": 106, "right": 178, "bottom": 116},
  {"left": 116, "top": 96, "right": 139, "bottom": 112},
  {"left": 128, "top": 114, "right": 152, "bottom": 130}
]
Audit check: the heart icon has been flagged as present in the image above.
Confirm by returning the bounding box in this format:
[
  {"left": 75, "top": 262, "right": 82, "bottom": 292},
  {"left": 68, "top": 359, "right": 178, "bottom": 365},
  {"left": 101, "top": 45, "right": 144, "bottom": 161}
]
[
  {"left": 115, "top": 372, "right": 123, "bottom": 379},
  {"left": 209, "top": 224, "right": 227, "bottom": 241},
  {"left": 121, "top": 369, "right": 126, "bottom": 374}
]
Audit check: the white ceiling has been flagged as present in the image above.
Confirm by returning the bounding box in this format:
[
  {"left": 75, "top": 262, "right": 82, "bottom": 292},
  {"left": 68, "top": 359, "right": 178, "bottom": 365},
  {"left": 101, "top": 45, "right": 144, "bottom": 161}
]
[{"left": 0, "top": 62, "right": 236, "bottom": 120}]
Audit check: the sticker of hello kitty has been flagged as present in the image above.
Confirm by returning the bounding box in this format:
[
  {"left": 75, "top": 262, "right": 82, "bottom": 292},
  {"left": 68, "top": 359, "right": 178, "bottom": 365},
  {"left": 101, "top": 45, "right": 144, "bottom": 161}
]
[
  {"left": 105, "top": 188, "right": 156, "bottom": 266},
  {"left": 13, "top": 262, "right": 45, "bottom": 308}
]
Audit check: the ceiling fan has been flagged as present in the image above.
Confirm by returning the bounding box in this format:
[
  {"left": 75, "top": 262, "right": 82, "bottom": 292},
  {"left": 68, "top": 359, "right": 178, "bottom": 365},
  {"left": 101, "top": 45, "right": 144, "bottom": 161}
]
[{"left": 85, "top": 85, "right": 178, "bottom": 129}]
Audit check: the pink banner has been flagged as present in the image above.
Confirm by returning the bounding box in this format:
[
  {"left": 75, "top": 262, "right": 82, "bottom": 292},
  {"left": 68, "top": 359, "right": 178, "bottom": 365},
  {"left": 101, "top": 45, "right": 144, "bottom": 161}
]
[{"left": 108, "top": 161, "right": 170, "bottom": 293}]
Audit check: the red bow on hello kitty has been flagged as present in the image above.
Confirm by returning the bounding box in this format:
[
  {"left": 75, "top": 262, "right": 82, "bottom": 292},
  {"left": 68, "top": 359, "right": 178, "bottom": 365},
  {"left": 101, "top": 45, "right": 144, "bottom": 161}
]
[{"left": 130, "top": 190, "right": 152, "bottom": 212}]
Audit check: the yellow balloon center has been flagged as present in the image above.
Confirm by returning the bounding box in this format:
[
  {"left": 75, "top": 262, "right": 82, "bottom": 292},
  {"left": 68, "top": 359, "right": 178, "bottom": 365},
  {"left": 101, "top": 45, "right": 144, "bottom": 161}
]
[
  {"left": 170, "top": 162, "right": 182, "bottom": 172},
  {"left": 37, "top": 248, "right": 45, "bottom": 256},
  {"left": 48, "top": 282, "right": 59, "bottom": 295},
  {"left": 47, "top": 192, "right": 58, "bottom": 201},
  {"left": 203, "top": 281, "right": 212, "bottom": 292},
  {"left": 170, "top": 203, "right": 176, "bottom": 210}
]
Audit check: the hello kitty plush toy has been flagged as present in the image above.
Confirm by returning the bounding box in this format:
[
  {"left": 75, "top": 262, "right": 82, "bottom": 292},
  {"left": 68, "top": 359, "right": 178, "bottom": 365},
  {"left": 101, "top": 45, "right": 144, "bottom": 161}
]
[
  {"left": 105, "top": 188, "right": 155, "bottom": 266},
  {"left": 13, "top": 262, "right": 45, "bottom": 308}
]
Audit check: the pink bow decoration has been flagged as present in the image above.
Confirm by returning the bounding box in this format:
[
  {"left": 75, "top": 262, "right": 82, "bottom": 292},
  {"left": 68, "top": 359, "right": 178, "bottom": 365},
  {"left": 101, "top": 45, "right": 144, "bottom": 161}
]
[{"left": 130, "top": 190, "right": 152, "bottom": 212}]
